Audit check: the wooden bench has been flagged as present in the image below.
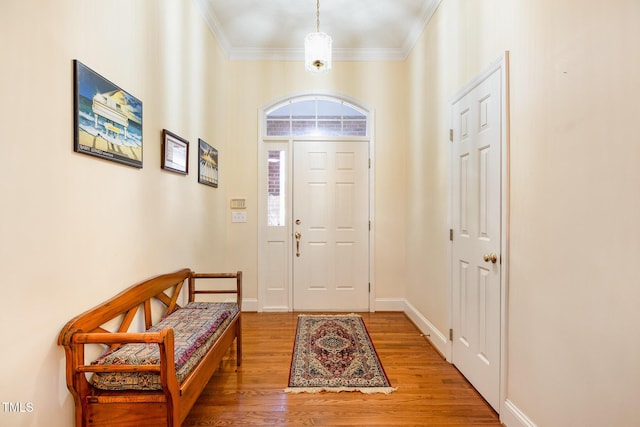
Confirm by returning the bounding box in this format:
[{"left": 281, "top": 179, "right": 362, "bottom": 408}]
[{"left": 58, "top": 268, "right": 242, "bottom": 427}]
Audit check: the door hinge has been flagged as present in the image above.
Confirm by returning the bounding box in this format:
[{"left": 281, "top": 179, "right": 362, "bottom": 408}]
[
  {"left": 449, "top": 328, "right": 453, "bottom": 341},
  {"left": 449, "top": 229, "right": 453, "bottom": 241},
  {"left": 369, "top": 158, "right": 371, "bottom": 168},
  {"left": 369, "top": 220, "right": 371, "bottom": 231},
  {"left": 449, "top": 129, "right": 453, "bottom": 142},
  {"left": 368, "top": 282, "right": 371, "bottom": 293}
]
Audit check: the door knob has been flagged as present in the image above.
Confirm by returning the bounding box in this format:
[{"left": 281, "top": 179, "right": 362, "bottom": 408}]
[
  {"left": 295, "top": 231, "right": 302, "bottom": 257},
  {"left": 483, "top": 252, "right": 497, "bottom": 264}
]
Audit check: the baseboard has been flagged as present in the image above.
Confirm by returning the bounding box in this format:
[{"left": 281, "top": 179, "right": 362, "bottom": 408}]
[
  {"left": 374, "top": 298, "right": 406, "bottom": 311},
  {"left": 241, "top": 298, "right": 259, "bottom": 312},
  {"left": 501, "top": 399, "right": 537, "bottom": 427},
  {"left": 401, "top": 300, "right": 451, "bottom": 360},
  {"left": 253, "top": 298, "right": 405, "bottom": 312},
  {"left": 260, "top": 306, "right": 291, "bottom": 312}
]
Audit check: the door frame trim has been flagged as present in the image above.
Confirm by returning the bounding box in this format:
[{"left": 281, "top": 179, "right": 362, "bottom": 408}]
[
  {"left": 257, "top": 92, "right": 376, "bottom": 312},
  {"left": 447, "top": 52, "right": 510, "bottom": 416}
]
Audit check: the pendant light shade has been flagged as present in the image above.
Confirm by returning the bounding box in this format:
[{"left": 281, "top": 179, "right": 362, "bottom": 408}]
[
  {"left": 305, "top": 31, "right": 332, "bottom": 72},
  {"left": 305, "top": 0, "right": 332, "bottom": 73}
]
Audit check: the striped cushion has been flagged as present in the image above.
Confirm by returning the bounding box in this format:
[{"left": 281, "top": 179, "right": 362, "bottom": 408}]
[{"left": 91, "top": 302, "right": 238, "bottom": 391}]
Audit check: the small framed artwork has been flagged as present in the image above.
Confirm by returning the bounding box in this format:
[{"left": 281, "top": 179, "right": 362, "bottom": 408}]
[
  {"left": 198, "top": 138, "right": 218, "bottom": 188},
  {"left": 73, "top": 60, "right": 143, "bottom": 168},
  {"left": 161, "top": 129, "right": 189, "bottom": 174}
]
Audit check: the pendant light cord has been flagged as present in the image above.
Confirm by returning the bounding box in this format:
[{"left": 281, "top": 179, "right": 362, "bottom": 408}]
[{"left": 316, "top": 0, "right": 320, "bottom": 32}]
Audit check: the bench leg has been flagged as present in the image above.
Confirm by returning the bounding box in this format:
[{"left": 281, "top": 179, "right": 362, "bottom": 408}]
[{"left": 236, "top": 317, "right": 242, "bottom": 367}]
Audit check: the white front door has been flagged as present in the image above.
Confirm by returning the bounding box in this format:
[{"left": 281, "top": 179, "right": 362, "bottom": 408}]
[
  {"left": 292, "top": 140, "right": 370, "bottom": 311},
  {"left": 451, "top": 66, "right": 503, "bottom": 411}
]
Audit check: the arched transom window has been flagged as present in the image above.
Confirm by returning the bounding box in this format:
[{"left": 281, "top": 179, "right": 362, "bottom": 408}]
[{"left": 265, "top": 96, "right": 368, "bottom": 137}]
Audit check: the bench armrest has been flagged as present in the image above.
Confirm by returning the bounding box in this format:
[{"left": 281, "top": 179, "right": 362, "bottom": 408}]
[
  {"left": 68, "top": 328, "right": 177, "bottom": 379},
  {"left": 72, "top": 330, "right": 168, "bottom": 345},
  {"left": 188, "top": 271, "right": 242, "bottom": 309}
]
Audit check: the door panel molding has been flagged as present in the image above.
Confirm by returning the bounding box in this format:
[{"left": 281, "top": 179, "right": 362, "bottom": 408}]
[
  {"left": 448, "top": 52, "right": 510, "bottom": 416},
  {"left": 293, "top": 140, "right": 370, "bottom": 311}
]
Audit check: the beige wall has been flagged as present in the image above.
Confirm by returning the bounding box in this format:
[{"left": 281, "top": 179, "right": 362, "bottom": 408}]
[
  {"left": 3, "top": 0, "right": 639, "bottom": 425},
  {"left": 405, "top": 0, "right": 640, "bottom": 425},
  {"left": 0, "top": 1, "right": 232, "bottom": 425},
  {"left": 223, "top": 60, "right": 409, "bottom": 301},
  {"left": 0, "top": 1, "right": 409, "bottom": 426}
]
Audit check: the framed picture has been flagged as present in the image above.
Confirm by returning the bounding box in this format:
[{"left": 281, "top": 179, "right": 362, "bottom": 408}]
[
  {"left": 73, "top": 60, "right": 143, "bottom": 168},
  {"left": 198, "top": 138, "right": 218, "bottom": 188},
  {"left": 161, "top": 129, "right": 189, "bottom": 174}
]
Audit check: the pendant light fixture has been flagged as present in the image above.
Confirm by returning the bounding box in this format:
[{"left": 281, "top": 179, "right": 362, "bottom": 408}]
[{"left": 304, "top": 0, "right": 332, "bottom": 73}]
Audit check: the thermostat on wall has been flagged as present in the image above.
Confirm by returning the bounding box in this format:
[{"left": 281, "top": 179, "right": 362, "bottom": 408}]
[{"left": 230, "top": 198, "right": 246, "bottom": 209}]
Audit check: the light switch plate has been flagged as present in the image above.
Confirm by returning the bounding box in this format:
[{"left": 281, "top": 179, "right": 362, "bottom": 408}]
[{"left": 231, "top": 211, "right": 247, "bottom": 223}]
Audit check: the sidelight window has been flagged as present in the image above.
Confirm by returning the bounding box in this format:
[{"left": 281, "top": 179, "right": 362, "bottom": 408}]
[{"left": 267, "top": 150, "right": 286, "bottom": 227}]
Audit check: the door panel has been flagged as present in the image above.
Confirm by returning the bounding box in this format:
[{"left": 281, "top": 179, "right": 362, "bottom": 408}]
[
  {"left": 451, "top": 68, "right": 502, "bottom": 411},
  {"left": 293, "top": 141, "right": 369, "bottom": 311}
]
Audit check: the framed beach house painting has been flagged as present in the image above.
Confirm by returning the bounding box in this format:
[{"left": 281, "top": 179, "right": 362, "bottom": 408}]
[
  {"left": 198, "top": 139, "right": 218, "bottom": 188},
  {"left": 73, "top": 60, "right": 143, "bottom": 168}
]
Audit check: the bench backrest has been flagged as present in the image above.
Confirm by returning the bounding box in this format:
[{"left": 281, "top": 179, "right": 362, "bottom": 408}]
[{"left": 58, "top": 268, "right": 193, "bottom": 347}]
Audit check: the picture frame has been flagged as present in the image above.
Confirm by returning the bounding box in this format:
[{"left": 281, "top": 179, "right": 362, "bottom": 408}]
[
  {"left": 198, "top": 138, "right": 218, "bottom": 188},
  {"left": 73, "top": 60, "right": 143, "bottom": 168},
  {"left": 161, "top": 129, "right": 189, "bottom": 174}
]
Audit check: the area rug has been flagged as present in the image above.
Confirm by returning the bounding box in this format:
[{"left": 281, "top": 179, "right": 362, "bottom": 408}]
[{"left": 285, "top": 314, "right": 396, "bottom": 394}]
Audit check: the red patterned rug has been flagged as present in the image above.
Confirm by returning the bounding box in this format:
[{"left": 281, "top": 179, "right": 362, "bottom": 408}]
[{"left": 285, "top": 314, "right": 396, "bottom": 394}]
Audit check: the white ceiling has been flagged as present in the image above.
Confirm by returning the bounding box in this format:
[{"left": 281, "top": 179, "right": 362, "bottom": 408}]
[{"left": 193, "top": 0, "right": 442, "bottom": 61}]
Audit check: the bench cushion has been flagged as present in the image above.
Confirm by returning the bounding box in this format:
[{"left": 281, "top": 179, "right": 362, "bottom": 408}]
[{"left": 91, "top": 302, "right": 239, "bottom": 391}]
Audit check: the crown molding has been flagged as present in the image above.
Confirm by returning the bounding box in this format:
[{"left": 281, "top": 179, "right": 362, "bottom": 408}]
[
  {"left": 192, "top": 0, "right": 232, "bottom": 57},
  {"left": 227, "top": 47, "right": 408, "bottom": 62},
  {"left": 193, "top": 0, "right": 442, "bottom": 62},
  {"left": 401, "top": 0, "right": 443, "bottom": 55}
]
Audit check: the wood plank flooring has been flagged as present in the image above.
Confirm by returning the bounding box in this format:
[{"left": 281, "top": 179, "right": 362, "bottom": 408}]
[{"left": 183, "top": 312, "right": 502, "bottom": 426}]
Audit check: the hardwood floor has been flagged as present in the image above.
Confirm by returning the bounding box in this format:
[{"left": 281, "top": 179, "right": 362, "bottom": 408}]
[{"left": 183, "top": 312, "right": 502, "bottom": 426}]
